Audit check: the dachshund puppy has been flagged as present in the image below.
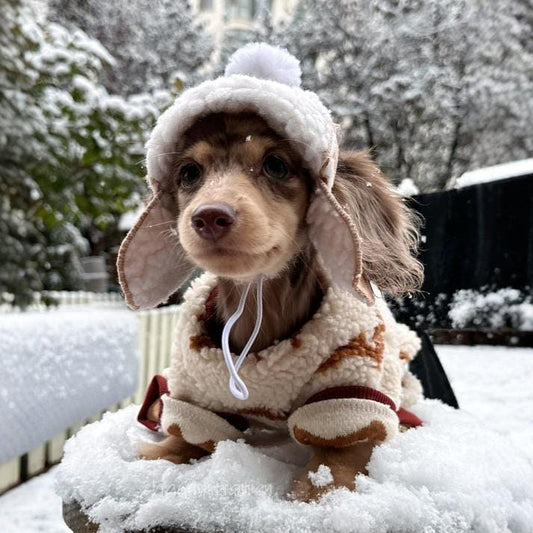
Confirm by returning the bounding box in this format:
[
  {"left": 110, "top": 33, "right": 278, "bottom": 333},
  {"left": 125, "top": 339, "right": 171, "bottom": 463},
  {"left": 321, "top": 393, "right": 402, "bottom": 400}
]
[{"left": 128, "top": 111, "right": 423, "bottom": 501}]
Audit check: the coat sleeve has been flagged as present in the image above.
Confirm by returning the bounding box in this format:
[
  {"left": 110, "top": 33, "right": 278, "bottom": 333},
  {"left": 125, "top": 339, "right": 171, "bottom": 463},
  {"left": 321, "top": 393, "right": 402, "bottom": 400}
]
[
  {"left": 288, "top": 314, "right": 424, "bottom": 448},
  {"left": 288, "top": 319, "right": 401, "bottom": 448},
  {"left": 137, "top": 373, "right": 245, "bottom": 452},
  {"left": 288, "top": 386, "right": 400, "bottom": 447}
]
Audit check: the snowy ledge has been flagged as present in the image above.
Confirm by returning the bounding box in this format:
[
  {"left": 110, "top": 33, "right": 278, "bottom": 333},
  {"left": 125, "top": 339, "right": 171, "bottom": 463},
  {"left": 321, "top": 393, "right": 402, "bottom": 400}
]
[
  {"left": 55, "top": 402, "right": 533, "bottom": 533},
  {"left": 0, "top": 307, "right": 138, "bottom": 463},
  {"left": 454, "top": 158, "right": 533, "bottom": 189}
]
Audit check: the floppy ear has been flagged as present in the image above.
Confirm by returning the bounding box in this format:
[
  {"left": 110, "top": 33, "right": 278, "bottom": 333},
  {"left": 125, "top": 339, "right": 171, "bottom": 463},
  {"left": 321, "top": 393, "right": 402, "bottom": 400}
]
[
  {"left": 331, "top": 151, "right": 423, "bottom": 297},
  {"left": 307, "top": 175, "right": 375, "bottom": 304},
  {"left": 117, "top": 190, "right": 195, "bottom": 310}
]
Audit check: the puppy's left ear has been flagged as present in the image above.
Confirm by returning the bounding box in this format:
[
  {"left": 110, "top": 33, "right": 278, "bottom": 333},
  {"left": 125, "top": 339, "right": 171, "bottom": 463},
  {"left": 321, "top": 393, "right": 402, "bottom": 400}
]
[
  {"left": 331, "top": 151, "right": 423, "bottom": 298},
  {"left": 307, "top": 151, "right": 423, "bottom": 304}
]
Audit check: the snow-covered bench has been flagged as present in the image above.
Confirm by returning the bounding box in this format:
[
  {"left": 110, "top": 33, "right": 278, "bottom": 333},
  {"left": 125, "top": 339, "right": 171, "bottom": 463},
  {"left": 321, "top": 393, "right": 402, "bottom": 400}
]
[{"left": 56, "top": 402, "right": 533, "bottom": 532}]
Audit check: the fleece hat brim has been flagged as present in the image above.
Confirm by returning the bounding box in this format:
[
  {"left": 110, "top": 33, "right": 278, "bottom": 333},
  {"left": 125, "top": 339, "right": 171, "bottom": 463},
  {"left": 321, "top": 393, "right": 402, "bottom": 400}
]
[{"left": 117, "top": 43, "right": 374, "bottom": 309}]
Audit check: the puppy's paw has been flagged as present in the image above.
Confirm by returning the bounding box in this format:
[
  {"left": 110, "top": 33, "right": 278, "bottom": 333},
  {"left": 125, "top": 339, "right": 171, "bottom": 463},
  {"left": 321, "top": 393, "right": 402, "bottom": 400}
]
[
  {"left": 292, "top": 469, "right": 334, "bottom": 502},
  {"left": 138, "top": 435, "right": 207, "bottom": 464},
  {"left": 291, "top": 440, "right": 378, "bottom": 502}
]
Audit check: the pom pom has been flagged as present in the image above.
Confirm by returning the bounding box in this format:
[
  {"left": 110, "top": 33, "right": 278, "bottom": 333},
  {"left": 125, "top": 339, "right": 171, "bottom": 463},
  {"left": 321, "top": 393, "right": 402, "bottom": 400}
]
[{"left": 225, "top": 43, "right": 301, "bottom": 87}]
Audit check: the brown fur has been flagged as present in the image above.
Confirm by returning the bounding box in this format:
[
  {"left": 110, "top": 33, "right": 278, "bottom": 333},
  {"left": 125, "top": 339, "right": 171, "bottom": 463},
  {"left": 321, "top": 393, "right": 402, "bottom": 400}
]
[
  {"left": 236, "top": 408, "right": 287, "bottom": 421},
  {"left": 333, "top": 153, "right": 423, "bottom": 296},
  {"left": 172, "top": 113, "right": 325, "bottom": 352},
  {"left": 189, "top": 333, "right": 216, "bottom": 351},
  {"left": 138, "top": 433, "right": 208, "bottom": 464}
]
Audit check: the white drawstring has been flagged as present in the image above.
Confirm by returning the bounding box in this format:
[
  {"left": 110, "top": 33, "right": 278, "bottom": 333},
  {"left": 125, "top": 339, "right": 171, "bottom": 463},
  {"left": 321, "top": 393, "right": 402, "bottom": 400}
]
[{"left": 221, "top": 276, "right": 264, "bottom": 400}]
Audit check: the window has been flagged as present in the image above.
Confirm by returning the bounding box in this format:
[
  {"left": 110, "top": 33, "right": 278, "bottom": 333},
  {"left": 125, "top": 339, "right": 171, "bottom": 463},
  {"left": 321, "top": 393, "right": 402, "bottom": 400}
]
[
  {"left": 200, "top": 0, "right": 214, "bottom": 11},
  {"left": 227, "top": 0, "right": 256, "bottom": 20}
]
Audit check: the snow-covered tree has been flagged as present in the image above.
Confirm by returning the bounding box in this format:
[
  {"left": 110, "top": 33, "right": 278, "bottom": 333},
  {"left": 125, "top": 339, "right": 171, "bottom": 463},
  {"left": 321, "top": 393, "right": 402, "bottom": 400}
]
[
  {"left": 0, "top": 0, "right": 168, "bottom": 306},
  {"left": 276, "top": 0, "right": 533, "bottom": 191},
  {"left": 0, "top": 0, "right": 79, "bottom": 306},
  {"left": 49, "top": 0, "right": 213, "bottom": 94}
]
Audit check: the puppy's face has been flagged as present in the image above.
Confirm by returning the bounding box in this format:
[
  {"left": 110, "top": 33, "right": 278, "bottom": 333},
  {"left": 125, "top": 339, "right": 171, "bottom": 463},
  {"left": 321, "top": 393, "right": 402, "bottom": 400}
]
[{"left": 173, "top": 113, "right": 312, "bottom": 281}]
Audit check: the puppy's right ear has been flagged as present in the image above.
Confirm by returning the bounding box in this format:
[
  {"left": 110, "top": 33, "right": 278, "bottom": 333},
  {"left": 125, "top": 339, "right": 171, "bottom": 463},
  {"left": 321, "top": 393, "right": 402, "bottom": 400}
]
[{"left": 117, "top": 190, "right": 195, "bottom": 310}]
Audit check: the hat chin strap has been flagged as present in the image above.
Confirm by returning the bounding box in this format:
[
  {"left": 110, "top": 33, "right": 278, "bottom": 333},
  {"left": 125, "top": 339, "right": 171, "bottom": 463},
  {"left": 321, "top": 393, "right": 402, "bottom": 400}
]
[{"left": 221, "top": 276, "right": 264, "bottom": 400}]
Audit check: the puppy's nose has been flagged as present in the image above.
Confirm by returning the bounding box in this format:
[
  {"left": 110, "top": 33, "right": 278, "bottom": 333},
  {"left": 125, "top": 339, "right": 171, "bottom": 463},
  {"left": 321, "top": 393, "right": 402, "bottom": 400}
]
[{"left": 191, "top": 203, "right": 236, "bottom": 241}]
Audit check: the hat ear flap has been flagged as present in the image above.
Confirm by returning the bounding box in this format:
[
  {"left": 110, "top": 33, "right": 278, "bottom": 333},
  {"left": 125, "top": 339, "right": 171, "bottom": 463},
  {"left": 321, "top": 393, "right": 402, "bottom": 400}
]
[
  {"left": 307, "top": 180, "right": 375, "bottom": 305},
  {"left": 311, "top": 151, "right": 423, "bottom": 302},
  {"left": 117, "top": 191, "right": 195, "bottom": 310}
]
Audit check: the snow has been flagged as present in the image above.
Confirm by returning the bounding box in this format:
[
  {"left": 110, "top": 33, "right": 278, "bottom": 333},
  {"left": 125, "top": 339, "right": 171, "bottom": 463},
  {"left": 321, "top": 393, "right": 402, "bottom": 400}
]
[
  {"left": 437, "top": 345, "right": 533, "bottom": 461},
  {"left": 274, "top": 1, "right": 533, "bottom": 192},
  {"left": 0, "top": 466, "right": 69, "bottom": 533},
  {"left": 48, "top": 0, "right": 213, "bottom": 96},
  {"left": 2, "top": 345, "right": 532, "bottom": 532},
  {"left": 52, "top": 399, "right": 533, "bottom": 532},
  {"left": 397, "top": 178, "right": 419, "bottom": 196},
  {"left": 46, "top": 346, "right": 533, "bottom": 532},
  {"left": 449, "top": 288, "right": 533, "bottom": 331},
  {"left": 308, "top": 465, "right": 333, "bottom": 488},
  {"left": 0, "top": 307, "right": 138, "bottom": 463},
  {"left": 455, "top": 158, "right": 533, "bottom": 189}
]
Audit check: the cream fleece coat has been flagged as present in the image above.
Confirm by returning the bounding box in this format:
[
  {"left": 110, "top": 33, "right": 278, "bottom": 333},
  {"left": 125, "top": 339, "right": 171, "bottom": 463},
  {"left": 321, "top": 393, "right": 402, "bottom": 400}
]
[{"left": 153, "top": 273, "right": 422, "bottom": 450}]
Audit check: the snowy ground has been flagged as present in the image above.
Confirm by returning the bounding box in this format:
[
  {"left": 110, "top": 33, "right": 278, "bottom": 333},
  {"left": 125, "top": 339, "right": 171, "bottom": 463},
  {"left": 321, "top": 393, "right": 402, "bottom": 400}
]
[
  {"left": 436, "top": 345, "right": 533, "bottom": 461},
  {"left": 0, "top": 345, "right": 532, "bottom": 532}
]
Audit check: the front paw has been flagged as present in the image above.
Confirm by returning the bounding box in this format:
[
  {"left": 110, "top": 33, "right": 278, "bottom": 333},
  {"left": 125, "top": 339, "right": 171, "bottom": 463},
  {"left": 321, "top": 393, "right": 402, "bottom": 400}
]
[
  {"left": 292, "top": 466, "right": 335, "bottom": 502},
  {"left": 138, "top": 435, "right": 208, "bottom": 464},
  {"left": 292, "top": 440, "right": 378, "bottom": 502}
]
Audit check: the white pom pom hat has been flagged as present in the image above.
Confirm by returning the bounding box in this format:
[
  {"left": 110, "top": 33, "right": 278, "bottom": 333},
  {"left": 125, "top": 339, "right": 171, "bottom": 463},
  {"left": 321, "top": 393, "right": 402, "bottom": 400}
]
[{"left": 118, "top": 43, "right": 374, "bottom": 310}]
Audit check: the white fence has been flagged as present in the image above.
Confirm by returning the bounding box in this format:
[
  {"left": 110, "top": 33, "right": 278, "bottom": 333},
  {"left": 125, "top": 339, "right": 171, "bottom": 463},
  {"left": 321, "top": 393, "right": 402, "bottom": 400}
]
[
  {"left": 0, "top": 297, "right": 180, "bottom": 495},
  {"left": 0, "top": 291, "right": 124, "bottom": 313}
]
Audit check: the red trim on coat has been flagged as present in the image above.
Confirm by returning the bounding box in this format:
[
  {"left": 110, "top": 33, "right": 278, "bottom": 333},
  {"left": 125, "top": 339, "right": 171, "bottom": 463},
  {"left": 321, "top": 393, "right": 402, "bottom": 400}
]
[
  {"left": 397, "top": 407, "right": 423, "bottom": 427},
  {"left": 304, "top": 385, "right": 397, "bottom": 411},
  {"left": 137, "top": 375, "right": 169, "bottom": 431}
]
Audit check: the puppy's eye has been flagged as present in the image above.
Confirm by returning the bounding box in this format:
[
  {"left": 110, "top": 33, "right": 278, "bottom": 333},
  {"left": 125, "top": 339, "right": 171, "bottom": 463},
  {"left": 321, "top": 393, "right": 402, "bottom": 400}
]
[
  {"left": 262, "top": 155, "right": 288, "bottom": 180},
  {"left": 179, "top": 162, "right": 202, "bottom": 188}
]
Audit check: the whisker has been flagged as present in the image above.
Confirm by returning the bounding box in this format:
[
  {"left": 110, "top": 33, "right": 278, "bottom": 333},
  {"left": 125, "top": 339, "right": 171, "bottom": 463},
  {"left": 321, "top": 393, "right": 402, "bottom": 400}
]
[
  {"left": 144, "top": 220, "right": 176, "bottom": 229},
  {"left": 145, "top": 151, "right": 185, "bottom": 160}
]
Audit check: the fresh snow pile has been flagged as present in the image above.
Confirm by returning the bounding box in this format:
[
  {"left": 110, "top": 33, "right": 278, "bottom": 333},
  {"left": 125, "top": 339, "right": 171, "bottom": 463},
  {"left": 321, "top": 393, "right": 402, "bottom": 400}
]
[
  {"left": 449, "top": 288, "right": 533, "bottom": 331},
  {"left": 55, "top": 401, "right": 533, "bottom": 533},
  {"left": 0, "top": 307, "right": 138, "bottom": 463},
  {"left": 455, "top": 158, "right": 533, "bottom": 189},
  {"left": 308, "top": 465, "right": 333, "bottom": 488}
]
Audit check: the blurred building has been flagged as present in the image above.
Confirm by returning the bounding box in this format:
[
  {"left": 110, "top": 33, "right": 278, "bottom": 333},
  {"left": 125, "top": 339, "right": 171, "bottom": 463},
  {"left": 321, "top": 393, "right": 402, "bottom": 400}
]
[{"left": 192, "top": 0, "right": 296, "bottom": 56}]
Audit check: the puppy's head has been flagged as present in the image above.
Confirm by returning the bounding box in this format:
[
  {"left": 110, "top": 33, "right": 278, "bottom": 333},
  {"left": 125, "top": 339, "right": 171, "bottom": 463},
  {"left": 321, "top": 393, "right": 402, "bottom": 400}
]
[
  {"left": 173, "top": 112, "right": 311, "bottom": 281},
  {"left": 118, "top": 111, "right": 422, "bottom": 309}
]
